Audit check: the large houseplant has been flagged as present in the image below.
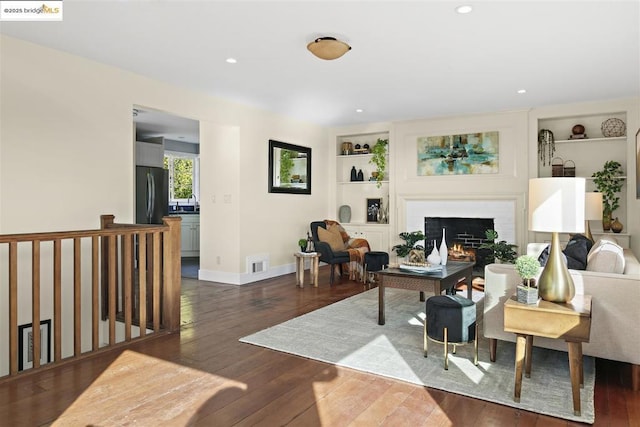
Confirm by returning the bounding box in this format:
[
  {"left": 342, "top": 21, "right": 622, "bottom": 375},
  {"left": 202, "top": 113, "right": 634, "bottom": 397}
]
[
  {"left": 369, "top": 138, "right": 388, "bottom": 188},
  {"left": 478, "top": 229, "right": 517, "bottom": 263},
  {"left": 592, "top": 160, "right": 624, "bottom": 230}
]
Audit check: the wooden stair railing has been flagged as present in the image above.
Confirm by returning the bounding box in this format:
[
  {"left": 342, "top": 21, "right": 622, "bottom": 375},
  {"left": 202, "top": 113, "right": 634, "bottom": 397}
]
[{"left": 0, "top": 214, "right": 181, "bottom": 381}]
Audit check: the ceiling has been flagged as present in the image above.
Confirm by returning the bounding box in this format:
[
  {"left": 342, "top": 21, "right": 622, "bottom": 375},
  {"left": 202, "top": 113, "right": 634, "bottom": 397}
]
[{"left": 2, "top": 1, "right": 639, "bottom": 140}]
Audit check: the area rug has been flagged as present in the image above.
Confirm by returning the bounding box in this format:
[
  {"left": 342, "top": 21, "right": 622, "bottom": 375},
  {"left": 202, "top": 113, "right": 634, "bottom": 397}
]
[{"left": 239, "top": 288, "right": 595, "bottom": 424}]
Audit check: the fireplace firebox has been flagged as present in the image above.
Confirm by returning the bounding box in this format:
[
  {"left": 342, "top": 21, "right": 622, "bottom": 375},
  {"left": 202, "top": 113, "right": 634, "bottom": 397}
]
[{"left": 424, "top": 217, "right": 494, "bottom": 273}]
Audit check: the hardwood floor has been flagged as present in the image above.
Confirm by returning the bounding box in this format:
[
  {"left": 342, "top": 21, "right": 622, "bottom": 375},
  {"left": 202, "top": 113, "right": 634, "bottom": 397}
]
[{"left": 0, "top": 267, "right": 638, "bottom": 426}]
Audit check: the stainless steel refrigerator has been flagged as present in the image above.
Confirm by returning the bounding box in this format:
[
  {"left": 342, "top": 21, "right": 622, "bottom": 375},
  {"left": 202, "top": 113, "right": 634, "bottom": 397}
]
[{"left": 136, "top": 166, "right": 168, "bottom": 224}]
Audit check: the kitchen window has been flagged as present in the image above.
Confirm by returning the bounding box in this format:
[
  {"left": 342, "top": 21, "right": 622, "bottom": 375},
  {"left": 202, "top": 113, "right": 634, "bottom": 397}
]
[{"left": 164, "top": 151, "right": 199, "bottom": 205}]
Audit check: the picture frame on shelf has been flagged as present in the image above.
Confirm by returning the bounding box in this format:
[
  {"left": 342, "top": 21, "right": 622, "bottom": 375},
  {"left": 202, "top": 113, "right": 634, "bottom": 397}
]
[
  {"left": 366, "top": 198, "right": 381, "bottom": 223},
  {"left": 18, "top": 319, "right": 52, "bottom": 371}
]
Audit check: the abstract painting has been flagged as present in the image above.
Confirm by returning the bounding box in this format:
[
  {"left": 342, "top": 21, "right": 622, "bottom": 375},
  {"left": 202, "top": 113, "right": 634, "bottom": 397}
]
[{"left": 417, "top": 131, "right": 499, "bottom": 176}]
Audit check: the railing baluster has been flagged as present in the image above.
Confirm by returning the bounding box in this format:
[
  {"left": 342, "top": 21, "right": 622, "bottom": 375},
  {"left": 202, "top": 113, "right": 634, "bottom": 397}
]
[
  {"left": 73, "top": 238, "right": 81, "bottom": 357},
  {"left": 123, "top": 234, "right": 132, "bottom": 341},
  {"left": 138, "top": 232, "right": 147, "bottom": 337},
  {"left": 153, "top": 232, "right": 161, "bottom": 332},
  {"left": 108, "top": 234, "right": 117, "bottom": 345},
  {"left": 32, "top": 240, "right": 41, "bottom": 369},
  {"left": 92, "top": 236, "right": 99, "bottom": 351},
  {"left": 53, "top": 239, "right": 62, "bottom": 362},
  {"left": 9, "top": 242, "right": 18, "bottom": 375}
]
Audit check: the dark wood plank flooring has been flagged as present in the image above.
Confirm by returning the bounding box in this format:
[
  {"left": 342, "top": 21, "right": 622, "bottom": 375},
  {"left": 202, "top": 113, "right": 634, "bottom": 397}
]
[{"left": 0, "top": 266, "right": 638, "bottom": 426}]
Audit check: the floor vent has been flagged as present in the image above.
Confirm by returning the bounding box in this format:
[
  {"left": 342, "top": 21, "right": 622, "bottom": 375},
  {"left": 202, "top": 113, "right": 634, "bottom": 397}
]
[{"left": 246, "top": 254, "right": 269, "bottom": 274}]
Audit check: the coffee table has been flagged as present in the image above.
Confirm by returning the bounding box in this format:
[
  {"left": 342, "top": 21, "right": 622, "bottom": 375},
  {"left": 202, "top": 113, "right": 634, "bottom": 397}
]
[{"left": 377, "top": 261, "right": 474, "bottom": 325}]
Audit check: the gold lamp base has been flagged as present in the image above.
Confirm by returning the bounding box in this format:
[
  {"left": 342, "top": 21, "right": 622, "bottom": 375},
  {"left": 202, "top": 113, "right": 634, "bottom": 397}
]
[{"left": 538, "top": 232, "right": 575, "bottom": 303}]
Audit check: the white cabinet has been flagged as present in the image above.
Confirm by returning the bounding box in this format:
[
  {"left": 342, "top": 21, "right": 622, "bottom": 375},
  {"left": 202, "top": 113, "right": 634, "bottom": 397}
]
[
  {"left": 136, "top": 140, "right": 165, "bottom": 168},
  {"left": 179, "top": 214, "right": 200, "bottom": 257},
  {"left": 343, "top": 224, "right": 390, "bottom": 252}
]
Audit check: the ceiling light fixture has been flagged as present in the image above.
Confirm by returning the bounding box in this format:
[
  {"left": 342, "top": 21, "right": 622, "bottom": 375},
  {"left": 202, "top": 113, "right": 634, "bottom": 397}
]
[
  {"left": 356, "top": 109, "right": 363, "bottom": 113},
  {"left": 456, "top": 5, "right": 473, "bottom": 14},
  {"left": 226, "top": 58, "right": 237, "bottom": 64},
  {"left": 307, "top": 37, "right": 351, "bottom": 60},
  {"left": 517, "top": 89, "right": 527, "bottom": 94}
]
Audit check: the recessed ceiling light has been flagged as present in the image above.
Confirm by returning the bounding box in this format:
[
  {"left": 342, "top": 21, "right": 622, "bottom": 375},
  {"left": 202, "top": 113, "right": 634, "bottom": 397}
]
[
  {"left": 356, "top": 109, "right": 364, "bottom": 113},
  {"left": 226, "top": 58, "right": 237, "bottom": 64},
  {"left": 517, "top": 89, "right": 527, "bottom": 94},
  {"left": 456, "top": 5, "right": 473, "bottom": 14}
]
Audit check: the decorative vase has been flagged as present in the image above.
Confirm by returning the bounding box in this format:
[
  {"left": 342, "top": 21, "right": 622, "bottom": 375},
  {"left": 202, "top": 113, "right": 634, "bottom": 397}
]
[
  {"left": 357, "top": 169, "right": 364, "bottom": 181},
  {"left": 611, "top": 217, "right": 623, "bottom": 233},
  {"left": 602, "top": 211, "right": 612, "bottom": 231},
  {"left": 338, "top": 205, "right": 351, "bottom": 223},
  {"left": 439, "top": 228, "right": 448, "bottom": 266},
  {"left": 350, "top": 166, "right": 357, "bottom": 182},
  {"left": 427, "top": 240, "right": 441, "bottom": 265}
]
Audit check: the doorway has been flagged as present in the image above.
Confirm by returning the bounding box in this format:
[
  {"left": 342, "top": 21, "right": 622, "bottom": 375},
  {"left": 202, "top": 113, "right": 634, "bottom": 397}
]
[{"left": 133, "top": 105, "right": 201, "bottom": 278}]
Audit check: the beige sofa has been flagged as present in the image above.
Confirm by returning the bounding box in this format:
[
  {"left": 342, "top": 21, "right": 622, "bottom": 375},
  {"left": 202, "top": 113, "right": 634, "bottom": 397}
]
[{"left": 483, "top": 244, "right": 640, "bottom": 390}]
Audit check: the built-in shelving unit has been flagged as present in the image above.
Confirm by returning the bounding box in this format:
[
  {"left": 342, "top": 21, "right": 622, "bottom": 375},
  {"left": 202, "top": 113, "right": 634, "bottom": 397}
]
[
  {"left": 536, "top": 110, "right": 630, "bottom": 239},
  {"left": 335, "top": 131, "right": 390, "bottom": 251}
]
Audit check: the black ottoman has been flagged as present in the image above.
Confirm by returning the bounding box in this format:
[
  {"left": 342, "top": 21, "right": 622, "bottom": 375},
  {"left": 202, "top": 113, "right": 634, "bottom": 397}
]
[
  {"left": 363, "top": 251, "right": 389, "bottom": 286},
  {"left": 424, "top": 294, "right": 478, "bottom": 370}
]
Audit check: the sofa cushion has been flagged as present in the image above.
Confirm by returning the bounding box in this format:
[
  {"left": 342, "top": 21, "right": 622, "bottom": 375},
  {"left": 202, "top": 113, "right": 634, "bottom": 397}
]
[
  {"left": 318, "top": 226, "right": 346, "bottom": 251},
  {"left": 586, "top": 238, "right": 625, "bottom": 274},
  {"left": 562, "top": 234, "right": 593, "bottom": 270}
]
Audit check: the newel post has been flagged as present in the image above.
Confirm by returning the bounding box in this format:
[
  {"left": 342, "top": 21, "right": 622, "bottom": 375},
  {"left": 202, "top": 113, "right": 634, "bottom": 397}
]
[{"left": 162, "top": 216, "right": 182, "bottom": 332}]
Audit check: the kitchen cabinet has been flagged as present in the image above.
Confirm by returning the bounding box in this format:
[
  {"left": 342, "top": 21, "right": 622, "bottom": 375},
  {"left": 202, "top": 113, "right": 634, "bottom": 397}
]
[
  {"left": 179, "top": 214, "right": 200, "bottom": 257},
  {"left": 136, "top": 140, "right": 165, "bottom": 168}
]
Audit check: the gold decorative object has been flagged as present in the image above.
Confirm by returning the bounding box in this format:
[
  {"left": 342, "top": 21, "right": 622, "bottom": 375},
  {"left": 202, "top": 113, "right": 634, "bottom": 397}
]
[{"left": 610, "top": 217, "right": 623, "bottom": 233}]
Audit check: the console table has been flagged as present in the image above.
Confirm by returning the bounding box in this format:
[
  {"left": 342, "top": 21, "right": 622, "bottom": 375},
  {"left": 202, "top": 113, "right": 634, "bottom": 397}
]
[{"left": 504, "top": 294, "right": 592, "bottom": 416}]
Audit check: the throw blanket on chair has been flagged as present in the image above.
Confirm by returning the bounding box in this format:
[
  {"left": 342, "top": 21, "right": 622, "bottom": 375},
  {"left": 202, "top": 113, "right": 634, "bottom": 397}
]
[{"left": 324, "top": 220, "right": 371, "bottom": 281}]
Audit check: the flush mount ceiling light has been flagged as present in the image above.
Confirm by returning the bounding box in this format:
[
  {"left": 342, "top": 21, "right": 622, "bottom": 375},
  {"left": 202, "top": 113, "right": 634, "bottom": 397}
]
[{"left": 307, "top": 37, "right": 351, "bottom": 60}]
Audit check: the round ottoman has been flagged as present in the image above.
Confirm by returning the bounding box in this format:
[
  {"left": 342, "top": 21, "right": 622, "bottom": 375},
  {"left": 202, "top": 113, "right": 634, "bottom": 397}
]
[
  {"left": 363, "top": 251, "right": 389, "bottom": 286},
  {"left": 424, "top": 294, "right": 478, "bottom": 370}
]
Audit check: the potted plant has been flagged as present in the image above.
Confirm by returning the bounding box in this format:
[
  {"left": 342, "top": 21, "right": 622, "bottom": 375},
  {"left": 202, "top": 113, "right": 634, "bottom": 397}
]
[
  {"left": 515, "top": 255, "right": 541, "bottom": 304},
  {"left": 592, "top": 160, "right": 624, "bottom": 230},
  {"left": 369, "top": 138, "right": 388, "bottom": 188},
  {"left": 392, "top": 231, "right": 425, "bottom": 259},
  {"left": 478, "top": 229, "right": 517, "bottom": 263},
  {"left": 298, "top": 238, "right": 307, "bottom": 252}
]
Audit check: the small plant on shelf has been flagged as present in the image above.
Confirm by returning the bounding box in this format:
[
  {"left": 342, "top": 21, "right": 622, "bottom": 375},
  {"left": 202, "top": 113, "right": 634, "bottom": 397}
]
[
  {"left": 369, "top": 138, "right": 388, "bottom": 188},
  {"left": 392, "top": 231, "right": 425, "bottom": 258},
  {"left": 478, "top": 229, "right": 517, "bottom": 263},
  {"left": 298, "top": 238, "right": 307, "bottom": 252}
]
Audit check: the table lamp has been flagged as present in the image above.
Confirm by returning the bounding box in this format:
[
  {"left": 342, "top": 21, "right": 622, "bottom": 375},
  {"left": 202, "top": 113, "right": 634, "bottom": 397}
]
[
  {"left": 528, "top": 178, "right": 585, "bottom": 302},
  {"left": 584, "top": 192, "right": 603, "bottom": 242}
]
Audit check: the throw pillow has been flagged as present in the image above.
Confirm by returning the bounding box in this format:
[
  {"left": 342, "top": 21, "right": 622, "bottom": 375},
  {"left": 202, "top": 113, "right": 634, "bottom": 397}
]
[
  {"left": 318, "top": 226, "right": 346, "bottom": 252},
  {"left": 537, "top": 245, "right": 567, "bottom": 267},
  {"left": 586, "top": 238, "right": 625, "bottom": 274},
  {"left": 563, "top": 234, "right": 592, "bottom": 270},
  {"left": 327, "top": 222, "right": 350, "bottom": 243}
]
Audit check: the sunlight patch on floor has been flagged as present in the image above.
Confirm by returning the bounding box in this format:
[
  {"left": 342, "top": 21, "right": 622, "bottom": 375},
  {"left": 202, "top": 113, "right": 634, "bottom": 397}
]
[{"left": 53, "top": 350, "right": 246, "bottom": 426}]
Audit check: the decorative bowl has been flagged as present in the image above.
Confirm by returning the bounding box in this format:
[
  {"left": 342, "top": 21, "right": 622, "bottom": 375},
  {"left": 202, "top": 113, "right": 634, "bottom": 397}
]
[{"left": 601, "top": 118, "right": 626, "bottom": 137}]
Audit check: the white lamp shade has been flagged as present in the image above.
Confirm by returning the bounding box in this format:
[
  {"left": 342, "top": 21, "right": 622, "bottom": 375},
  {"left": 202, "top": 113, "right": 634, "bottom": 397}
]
[
  {"left": 528, "top": 178, "right": 585, "bottom": 233},
  {"left": 585, "top": 192, "right": 603, "bottom": 220}
]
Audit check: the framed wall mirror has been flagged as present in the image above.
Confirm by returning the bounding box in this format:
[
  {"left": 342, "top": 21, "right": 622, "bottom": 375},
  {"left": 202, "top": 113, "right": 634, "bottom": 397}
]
[{"left": 268, "top": 139, "right": 311, "bottom": 194}]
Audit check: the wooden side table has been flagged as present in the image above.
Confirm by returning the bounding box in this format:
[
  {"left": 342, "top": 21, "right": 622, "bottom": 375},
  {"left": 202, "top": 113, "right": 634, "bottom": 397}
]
[
  {"left": 294, "top": 252, "right": 320, "bottom": 288},
  {"left": 504, "top": 294, "right": 592, "bottom": 416}
]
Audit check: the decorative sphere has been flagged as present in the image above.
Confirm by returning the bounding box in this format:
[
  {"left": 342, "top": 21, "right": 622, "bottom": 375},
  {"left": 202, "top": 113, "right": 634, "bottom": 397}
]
[{"left": 572, "top": 124, "right": 585, "bottom": 135}]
